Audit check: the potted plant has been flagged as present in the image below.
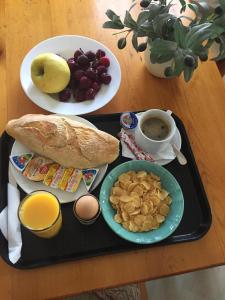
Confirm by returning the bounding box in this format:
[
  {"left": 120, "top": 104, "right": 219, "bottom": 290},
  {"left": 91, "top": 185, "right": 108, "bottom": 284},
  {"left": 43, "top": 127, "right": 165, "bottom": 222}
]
[{"left": 103, "top": 0, "right": 225, "bottom": 81}]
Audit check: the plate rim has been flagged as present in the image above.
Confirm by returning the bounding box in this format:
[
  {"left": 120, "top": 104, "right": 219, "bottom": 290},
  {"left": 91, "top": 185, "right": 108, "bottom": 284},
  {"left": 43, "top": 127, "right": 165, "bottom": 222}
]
[
  {"left": 99, "top": 160, "right": 184, "bottom": 244},
  {"left": 20, "top": 34, "right": 121, "bottom": 115}
]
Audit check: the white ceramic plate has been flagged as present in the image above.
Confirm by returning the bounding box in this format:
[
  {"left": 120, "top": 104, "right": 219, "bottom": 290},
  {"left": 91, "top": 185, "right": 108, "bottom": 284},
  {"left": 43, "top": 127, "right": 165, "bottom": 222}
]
[
  {"left": 9, "top": 115, "right": 108, "bottom": 204},
  {"left": 20, "top": 35, "right": 121, "bottom": 115}
]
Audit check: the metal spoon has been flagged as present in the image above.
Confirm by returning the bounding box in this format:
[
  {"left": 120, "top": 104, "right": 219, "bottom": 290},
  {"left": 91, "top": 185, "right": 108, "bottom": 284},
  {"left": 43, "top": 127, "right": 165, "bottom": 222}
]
[{"left": 171, "top": 143, "right": 187, "bottom": 165}]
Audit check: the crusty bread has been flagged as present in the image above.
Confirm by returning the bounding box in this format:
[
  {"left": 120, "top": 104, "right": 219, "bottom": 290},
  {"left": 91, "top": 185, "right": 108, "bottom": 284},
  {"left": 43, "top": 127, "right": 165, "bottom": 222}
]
[{"left": 6, "top": 114, "right": 119, "bottom": 169}]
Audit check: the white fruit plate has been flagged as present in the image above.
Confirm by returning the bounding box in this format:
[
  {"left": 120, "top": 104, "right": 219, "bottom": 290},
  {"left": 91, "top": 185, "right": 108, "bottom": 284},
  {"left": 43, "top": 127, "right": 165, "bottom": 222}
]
[{"left": 20, "top": 35, "right": 121, "bottom": 115}]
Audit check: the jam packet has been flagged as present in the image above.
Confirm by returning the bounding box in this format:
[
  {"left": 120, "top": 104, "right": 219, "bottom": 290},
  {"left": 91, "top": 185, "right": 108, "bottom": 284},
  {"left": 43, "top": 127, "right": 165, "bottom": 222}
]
[{"left": 22, "top": 156, "right": 53, "bottom": 181}]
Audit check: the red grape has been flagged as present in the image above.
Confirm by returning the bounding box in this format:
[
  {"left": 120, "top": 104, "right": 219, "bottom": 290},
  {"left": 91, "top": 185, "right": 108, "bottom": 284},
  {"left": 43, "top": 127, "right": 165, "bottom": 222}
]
[
  {"left": 74, "top": 50, "right": 83, "bottom": 60},
  {"left": 85, "top": 51, "right": 96, "bottom": 61},
  {"left": 75, "top": 89, "right": 86, "bottom": 102},
  {"left": 74, "top": 69, "right": 85, "bottom": 80},
  {"left": 92, "top": 59, "right": 100, "bottom": 69},
  {"left": 79, "top": 76, "right": 92, "bottom": 89},
  {"left": 59, "top": 88, "right": 71, "bottom": 101},
  {"left": 92, "top": 82, "right": 101, "bottom": 93},
  {"left": 85, "top": 88, "right": 96, "bottom": 100},
  {"left": 86, "top": 68, "right": 97, "bottom": 80},
  {"left": 101, "top": 73, "right": 111, "bottom": 84},
  {"left": 96, "top": 49, "right": 106, "bottom": 58},
  {"left": 97, "top": 65, "right": 107, "bottom": 75},
  {"left": 100, "top": 57, "right": 110, "bottom": 68},
  {"left": 67, "top": 57, "right": 77, "bottom": 73},
  {"left": 78, "top": 55, "right": 90, "bottom": 68}
]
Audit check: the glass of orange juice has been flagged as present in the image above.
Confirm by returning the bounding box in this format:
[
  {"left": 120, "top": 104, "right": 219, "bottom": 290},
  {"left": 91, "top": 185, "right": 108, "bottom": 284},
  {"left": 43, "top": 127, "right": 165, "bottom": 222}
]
[{"left": 18, "top": 191, "right": 62, "bottom": 238}]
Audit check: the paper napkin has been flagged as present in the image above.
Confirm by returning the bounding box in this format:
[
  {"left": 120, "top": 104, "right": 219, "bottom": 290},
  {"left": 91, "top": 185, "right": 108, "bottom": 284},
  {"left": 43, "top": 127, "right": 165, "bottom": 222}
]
[{"left": 0, "top": 170, "right": 22, "bottom": 264}]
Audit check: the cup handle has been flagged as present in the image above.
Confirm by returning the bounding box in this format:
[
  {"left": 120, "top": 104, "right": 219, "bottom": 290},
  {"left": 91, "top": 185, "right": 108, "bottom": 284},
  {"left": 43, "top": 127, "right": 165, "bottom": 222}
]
[{"left": 166, "top": 110, "right": 173, "bottom": 116}]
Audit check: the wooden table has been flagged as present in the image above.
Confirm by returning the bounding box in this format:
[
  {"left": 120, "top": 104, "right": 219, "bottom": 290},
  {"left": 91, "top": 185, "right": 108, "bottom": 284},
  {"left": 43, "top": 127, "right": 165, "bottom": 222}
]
[{"left": 0, "top": 1, "right": 225, "bottom": 299}]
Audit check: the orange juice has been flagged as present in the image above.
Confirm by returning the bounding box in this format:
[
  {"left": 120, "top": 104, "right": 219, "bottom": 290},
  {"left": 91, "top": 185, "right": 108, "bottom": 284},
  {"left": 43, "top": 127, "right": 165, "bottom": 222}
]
[{"left": 18, "top": 191, "right": 62, "bottom": 238}]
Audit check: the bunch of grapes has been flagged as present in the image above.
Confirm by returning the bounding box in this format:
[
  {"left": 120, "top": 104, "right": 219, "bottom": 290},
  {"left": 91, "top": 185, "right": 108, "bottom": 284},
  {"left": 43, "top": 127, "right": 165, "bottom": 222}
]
[{"left": 59, "top": 49, "right": 112, "bottom": 102}]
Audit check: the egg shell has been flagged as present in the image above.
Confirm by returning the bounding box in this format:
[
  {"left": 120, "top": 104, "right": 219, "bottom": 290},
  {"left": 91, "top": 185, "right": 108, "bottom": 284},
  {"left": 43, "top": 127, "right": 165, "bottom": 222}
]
[{"left": 74, "top": 195, "right": 99, "bottom": 220}]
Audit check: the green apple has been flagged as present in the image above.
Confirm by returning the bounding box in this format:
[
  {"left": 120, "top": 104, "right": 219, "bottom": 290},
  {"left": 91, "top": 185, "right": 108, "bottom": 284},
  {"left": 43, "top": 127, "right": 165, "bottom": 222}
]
[{"left": 31, "top": 53, "right": 70, "bottom": 93}]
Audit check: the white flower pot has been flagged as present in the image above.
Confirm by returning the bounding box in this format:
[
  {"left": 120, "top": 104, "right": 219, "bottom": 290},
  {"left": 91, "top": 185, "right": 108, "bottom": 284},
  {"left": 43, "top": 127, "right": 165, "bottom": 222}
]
[{"left": 144, "top": 43, "right": 173, "bottom": 78}]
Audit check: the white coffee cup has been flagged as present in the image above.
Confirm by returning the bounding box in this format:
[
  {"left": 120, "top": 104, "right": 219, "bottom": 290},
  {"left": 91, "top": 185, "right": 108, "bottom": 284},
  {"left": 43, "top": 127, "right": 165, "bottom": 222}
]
[{"left": 135, "top": 109, "right": 176, "bottom": 154}]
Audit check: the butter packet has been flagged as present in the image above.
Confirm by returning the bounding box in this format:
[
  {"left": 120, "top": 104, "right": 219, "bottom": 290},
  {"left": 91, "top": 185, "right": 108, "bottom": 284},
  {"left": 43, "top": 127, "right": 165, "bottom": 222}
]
[
  {"left": 82, "top": 169, "right": 99, "bottom": 191},
  {"left": 10, "top": 153, "right": 33, "bottom": 172},
  {"left": 43, "top": 164, "right": 60, "bottom": 186},
  {"left": 44, "top": 165, "right": 82, "bottom": 193},
  {"left": 49, "top": 166, "right": 66, "bottom": 189},
  {"left": 66, "top": 169, "right": 83, "bottom": 193},
  {"left": 58, "top": 167, "right": 74, "bottom": 191}
]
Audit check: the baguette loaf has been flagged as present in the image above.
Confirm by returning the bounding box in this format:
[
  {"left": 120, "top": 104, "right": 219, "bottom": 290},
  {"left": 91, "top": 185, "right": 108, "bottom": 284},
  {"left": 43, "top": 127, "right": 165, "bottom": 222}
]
[{"left": 6, "top": 114, "right": 119, "bottom": 169}]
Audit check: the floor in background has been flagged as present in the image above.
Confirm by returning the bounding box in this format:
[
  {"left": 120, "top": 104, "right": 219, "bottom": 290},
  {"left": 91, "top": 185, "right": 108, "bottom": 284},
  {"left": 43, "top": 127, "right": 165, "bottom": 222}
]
[
  {"left": 145, "top": 265, "right": 225, "bottom": 300},
  {"left": 65, "top": 266, "right": 225, "bottom": 300}
]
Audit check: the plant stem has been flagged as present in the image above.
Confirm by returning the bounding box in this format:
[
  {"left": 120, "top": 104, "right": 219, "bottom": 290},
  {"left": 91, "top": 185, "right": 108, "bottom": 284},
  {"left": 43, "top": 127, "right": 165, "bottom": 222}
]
[{"left": 113, "top": 29, "right": 132, "bottom": 36}]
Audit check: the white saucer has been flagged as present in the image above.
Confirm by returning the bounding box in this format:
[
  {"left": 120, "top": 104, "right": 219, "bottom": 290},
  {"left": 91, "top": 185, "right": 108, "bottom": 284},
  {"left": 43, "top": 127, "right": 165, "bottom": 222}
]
[{"left": 156, "top": 127, "right": 181, "bottom": 166}]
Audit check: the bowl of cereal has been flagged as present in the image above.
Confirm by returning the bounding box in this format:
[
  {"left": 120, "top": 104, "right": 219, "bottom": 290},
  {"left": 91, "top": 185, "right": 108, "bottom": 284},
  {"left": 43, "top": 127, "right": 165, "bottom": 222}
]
[{"left": 99, "top": 160, "right": 184, "bottom": 244}]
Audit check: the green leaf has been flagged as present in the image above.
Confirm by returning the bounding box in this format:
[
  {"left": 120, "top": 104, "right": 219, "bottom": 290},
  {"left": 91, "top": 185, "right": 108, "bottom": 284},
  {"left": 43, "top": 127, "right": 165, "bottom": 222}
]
[
  {"left": 147, "top": 4, "right": 161, "bottom": 21},
  {"left": 210, "top": 23, "right": 225, "bottom": 36},
  {"left": 156, "top": 53, "right": 174, "bottom": 63},
  {"left": 173, "top": 49, "right": 184, "bottom": 76},
  {"left": 185, "top": 3, "right": 199, "bottom": 26},
  {"left": 152, "top": 13, "right": 175, "bottom": 36},
  {"left": 124, "top": 11, "right": 137, "bottom": 29},
  {"left": 150, "top": 39, "right": 177, "bottom": 63},
  {"left": 132, "top": 32, "right": 139, "bottom": 51},
  {"left": 188, "top": 3, "right": 198, "bottom": 15},
  {"left": 106, "top": 9, "right": 119, "bottom": 21},
  {"left": 151, "top": 39, "right": 177, "bottom": 53},
  {"left": 183, "top": 66, "right": 194, "bottom": 82},
  {"left": 180, "top": 5, "right": 187, "bottom": 13},
  {"left": 139, "top": 21, "right": 157, "bottom": 38},
  {"left": 179, "top": 0, "right": 186, "bottom": 6},
  {"left": 174, "top": 21, "right": 187, "bottom": 48},
  {"left": 103, "top": 21, "right": 124, "bottom": 30},
  {"left": 136, "top": 30, "right": 149, "bottom": 37},
  {"left": 185, "top": 23, "right": 212, "bottom": 47},
  {"left": 137, "top": 11, "right": 150, "bottom": 26}
]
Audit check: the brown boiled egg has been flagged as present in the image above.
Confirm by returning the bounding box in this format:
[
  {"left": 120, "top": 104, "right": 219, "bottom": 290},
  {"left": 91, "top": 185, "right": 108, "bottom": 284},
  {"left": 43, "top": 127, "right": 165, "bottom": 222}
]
[{"left": 74, "top": 194, "right": 99, "bottom": 220}]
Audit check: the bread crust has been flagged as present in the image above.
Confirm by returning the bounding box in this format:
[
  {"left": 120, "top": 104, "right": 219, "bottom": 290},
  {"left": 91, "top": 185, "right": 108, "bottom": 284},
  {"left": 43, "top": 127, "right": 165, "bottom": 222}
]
[{"left": 6, "top": 114, "right": 119, "bottom": 169}]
